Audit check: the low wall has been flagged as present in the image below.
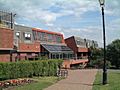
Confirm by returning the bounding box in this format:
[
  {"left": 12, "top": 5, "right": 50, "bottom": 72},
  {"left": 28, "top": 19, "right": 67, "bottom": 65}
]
[{"left": 63, "top": 59, "right": 89, "bottom": 69}]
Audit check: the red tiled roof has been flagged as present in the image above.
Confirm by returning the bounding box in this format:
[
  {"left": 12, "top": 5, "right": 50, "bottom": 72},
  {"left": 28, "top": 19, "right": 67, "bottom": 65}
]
[{"left": 32, "top": 28, "right": 63, "bottom": 36}]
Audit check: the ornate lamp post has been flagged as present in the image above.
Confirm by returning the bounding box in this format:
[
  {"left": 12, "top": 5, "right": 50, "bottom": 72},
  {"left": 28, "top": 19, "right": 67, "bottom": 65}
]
[{"left": 98, "top": 0, "right": 107, "bottom": 85}]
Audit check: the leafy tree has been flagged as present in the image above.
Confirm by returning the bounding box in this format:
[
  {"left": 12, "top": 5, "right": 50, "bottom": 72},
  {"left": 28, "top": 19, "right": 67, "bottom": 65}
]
[
  {"left": 88, "top": 47, "right": 103, "bottom": 68},
  {"left": 90, "top": 47, "right": 103, "bottom": 60},
  {"left": 88, "top": 47, "right": 111, "bottom": 68},
  {"left": 106, "top": 39, "right": 120, "bottom": 68}
]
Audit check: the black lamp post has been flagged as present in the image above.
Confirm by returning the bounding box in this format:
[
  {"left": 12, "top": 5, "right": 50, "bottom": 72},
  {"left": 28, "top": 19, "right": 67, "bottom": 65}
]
[{"left": 99, "top": 0, "right": 107, "bottom": 85}]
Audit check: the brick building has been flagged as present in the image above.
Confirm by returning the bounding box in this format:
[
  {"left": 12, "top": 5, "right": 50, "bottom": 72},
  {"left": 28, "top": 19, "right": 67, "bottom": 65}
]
[
  {"left": 13, "top": 25, "right": 73, "bottom": 61},
  {"left": 65, "top": 36, "right": 88, "bottom": 60},
  {"left": 0, "top": 11, "right": 14, "bottom": 62},
  {"left": 64, "top": 36, "right": 98, "bottom": 68},
  {"left": 14, "top": 25, "right": 40, "bottom": 61},
  {"left": 0, "top": 11, "right": 98, "bottom": 69}
]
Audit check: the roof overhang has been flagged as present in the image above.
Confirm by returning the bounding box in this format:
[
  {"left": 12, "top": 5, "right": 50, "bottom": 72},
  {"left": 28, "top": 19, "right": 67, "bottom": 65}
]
[{"left": 41, "top": 44, "right": 73, "bottom": 54}]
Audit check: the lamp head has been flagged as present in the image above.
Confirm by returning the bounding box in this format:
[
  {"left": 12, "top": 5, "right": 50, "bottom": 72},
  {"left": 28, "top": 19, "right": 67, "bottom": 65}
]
[{"left": 99, "top": 0, "right": 105, "bottom": 7}]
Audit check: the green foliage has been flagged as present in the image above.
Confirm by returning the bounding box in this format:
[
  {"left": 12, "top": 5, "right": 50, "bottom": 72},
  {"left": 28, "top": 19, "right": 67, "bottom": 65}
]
[
  {"left": 88, "top": 48, "right": 103, "bottom": 68},
  {"left": 0, "top": 63, "right": 10, "bottom": 80},
  {"left": 0, "top": 59, "right": 63, "bottom": 80},
  {"left": 9, "top": 63, "right": 20, "bottom": 79},
  {"left": 88, "top": 47, "right": 111, "bottom": 68},
  {"left": 90, "top": 47, "right": 104, "bottom": 60},
  {"left": 48, "top": 60, "right": 55, "bottom": 76},
  {"left": 89, "top": 59, "right": 111, "bottom": 68},
  {"left": 107, "top": 39, "right": 120, "bottom": 68},
  {"left": 37, "top": 56, "right": 48, "bottom": 60}
]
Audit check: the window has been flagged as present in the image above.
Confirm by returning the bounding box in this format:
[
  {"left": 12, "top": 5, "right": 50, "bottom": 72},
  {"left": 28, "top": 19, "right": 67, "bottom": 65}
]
[
  {"left": 56, "top": 35, "right": 62, "bottom": 43},
  {"left": 24, "top": 32, "right": 31, "bottom": 40},
  {"left": 15, "top": 32, "right": 20, "bottom": 38},
  {"left": 37, "top": 32, "right": 41, "bottom": 41},
  {"left": 76, "top": 40, "right": 86, "bottom": 47},
  {"left": 77, "top": 40, "right": 80, "bottom": 45},
  {"left": 40, "top": 32, "right": 46, "bottom": 41},
  {"left": 47, "top": 34, "right": 53, "bottom": 42},
  {"left": 52, "top": 35, "right": 56, "bottom": 42},
  {"left": 33, "top": 31, "right": 37, "bottom": 40}
]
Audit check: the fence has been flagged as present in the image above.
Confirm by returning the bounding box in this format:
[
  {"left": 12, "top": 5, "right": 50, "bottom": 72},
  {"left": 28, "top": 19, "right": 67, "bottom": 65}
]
[
  {"left": 0, "top": 10, "right": 14, "bottom": 29},
  {"left": 57, "top": 69, "right": 68, "bottom": 78}
]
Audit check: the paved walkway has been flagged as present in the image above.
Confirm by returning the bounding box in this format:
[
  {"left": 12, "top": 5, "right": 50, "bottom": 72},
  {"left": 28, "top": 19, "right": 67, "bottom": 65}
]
[{"left": 44, "top": 69, "right": 97, "bottom": 90}]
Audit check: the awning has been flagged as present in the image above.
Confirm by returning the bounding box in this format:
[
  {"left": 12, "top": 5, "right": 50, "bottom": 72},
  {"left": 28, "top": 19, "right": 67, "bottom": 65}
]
[{"left": 41, "top": 44, "right": 73, "bottom": 53}]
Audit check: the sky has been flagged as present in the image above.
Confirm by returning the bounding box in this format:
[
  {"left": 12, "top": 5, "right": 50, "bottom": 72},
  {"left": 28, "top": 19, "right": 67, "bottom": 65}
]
[{"left": 0, "top": 0, "right": 120, "bottom": 47}]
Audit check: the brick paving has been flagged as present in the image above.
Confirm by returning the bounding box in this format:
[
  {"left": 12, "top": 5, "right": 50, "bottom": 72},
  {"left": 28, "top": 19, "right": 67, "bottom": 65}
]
[{"left": 44, "top": 69, "right": 97, "bottom": 90}]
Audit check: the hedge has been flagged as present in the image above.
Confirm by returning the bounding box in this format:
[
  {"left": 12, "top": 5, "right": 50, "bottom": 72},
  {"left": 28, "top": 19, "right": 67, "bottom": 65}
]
[{"left": 0, "top": 59, "right": 63, "bottom": 80}]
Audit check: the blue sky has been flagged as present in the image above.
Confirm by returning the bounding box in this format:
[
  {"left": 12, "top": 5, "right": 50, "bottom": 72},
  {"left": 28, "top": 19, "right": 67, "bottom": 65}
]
[{"left": 0, "top": 0, "right": 120, "bottom": 47}]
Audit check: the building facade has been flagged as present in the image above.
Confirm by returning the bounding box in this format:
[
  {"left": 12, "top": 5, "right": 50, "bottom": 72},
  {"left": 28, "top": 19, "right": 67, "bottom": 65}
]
[
  {"left": 65, "top": 36, "right": 88, "bottom": 60},
  {"left": 64, "top": 36, "right": 98, "bottom": 68},
  {"left": 32, "top": 28, "right": 73, "bottom": 60},
  {"left": 0, "top": 11, "right": 98, "bottom": 69},
  {"left": 14, "top": 25, "right": 40, "bottom": 61},
  {"left": 0, "top": 23, "right": 73, "bottom": 62}
]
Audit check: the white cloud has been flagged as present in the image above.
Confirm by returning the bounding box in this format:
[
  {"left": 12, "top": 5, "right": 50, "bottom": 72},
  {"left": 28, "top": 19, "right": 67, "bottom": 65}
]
[
  {"left": 55, "top": 0, "right": 98, "bottom": 17},
  {"left": 0, "top": 0, "right": 99, "bottom": 26},
  {"left": 0, "top": 0, "right": 119, "bottom": 47},
  {"left": 105, "top": 0, "right": 120, "bottom": 16}
]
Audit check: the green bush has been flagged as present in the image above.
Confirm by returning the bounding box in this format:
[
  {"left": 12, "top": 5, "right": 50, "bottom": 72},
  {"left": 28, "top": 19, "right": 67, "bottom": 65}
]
[
  {"left": 0, "top": 63, "right": 11, "bottom": 80},
  {"left": 9, "top": 63, "right": 20, "bottom": 79},
  {"left": 88, "top": 59, "right": 111, "bottom": 69},
  {"left": 0, "top": 59, "right": 63, "bottom": 80}
]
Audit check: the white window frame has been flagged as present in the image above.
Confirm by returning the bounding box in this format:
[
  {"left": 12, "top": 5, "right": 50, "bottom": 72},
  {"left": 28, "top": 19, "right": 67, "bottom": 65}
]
[{"left": 24, "top": 32, "right": 31, "bottom": 40}]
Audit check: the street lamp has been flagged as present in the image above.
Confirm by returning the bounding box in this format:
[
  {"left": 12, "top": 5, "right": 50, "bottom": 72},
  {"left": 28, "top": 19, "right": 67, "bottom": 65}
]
[{"left": 98, "top": 0, "right": 107, "bottom": 85}]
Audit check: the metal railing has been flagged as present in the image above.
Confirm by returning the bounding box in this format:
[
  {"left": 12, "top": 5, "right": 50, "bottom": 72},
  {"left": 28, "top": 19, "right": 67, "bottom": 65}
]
[
  {"left": 0, "top": 10, "right": 14, "bottom": 29},
  {"left": 57, "top": 69, "right": 68, "bottom": 78}
]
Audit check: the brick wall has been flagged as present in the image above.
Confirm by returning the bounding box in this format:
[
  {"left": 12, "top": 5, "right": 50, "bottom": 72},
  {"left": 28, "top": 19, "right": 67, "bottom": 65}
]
[
  {"left": 0, "top": 54, "right": 10, "bottom": 62},
  {"left": 62, "top": 59, "right": 89, "bottom": 69},
  {"left": 0, "top": 28, "right": 13, "bottom": 49},
  {"left": 18, "top": 42, "right": 40, "bottom": 52},
  {"left": 65, "top": 37, "right": 78, "bottom": 53}
]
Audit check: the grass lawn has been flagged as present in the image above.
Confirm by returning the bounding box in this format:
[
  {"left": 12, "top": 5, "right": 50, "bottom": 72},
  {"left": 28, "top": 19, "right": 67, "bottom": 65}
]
[
  {"left": 93, "top": 70, "right": 120, "bottom": 90},
  {"left": 10, "top": 77, "right": 60, "bottom": 90}
]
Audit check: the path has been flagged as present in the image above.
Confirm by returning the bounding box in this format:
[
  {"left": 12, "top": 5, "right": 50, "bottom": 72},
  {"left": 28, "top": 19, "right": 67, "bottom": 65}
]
[{"left": 44, "top": 69, "right": 97, "bottom": 90}]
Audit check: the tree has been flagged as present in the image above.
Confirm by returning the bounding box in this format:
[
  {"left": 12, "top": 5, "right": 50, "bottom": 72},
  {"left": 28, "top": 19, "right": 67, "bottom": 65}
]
[
  {"left": 106, "top": 39, "right": 120, "bottom": 68},
  {"left": 88, "top": 47, "right": 103, "bottom": 68},
  {"left": 88, "top": 47, "right": 111, "bottom": 68}
]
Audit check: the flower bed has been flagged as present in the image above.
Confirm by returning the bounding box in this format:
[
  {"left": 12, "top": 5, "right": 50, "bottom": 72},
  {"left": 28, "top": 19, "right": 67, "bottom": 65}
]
[{"left": 0, "top": 78, "right": 36, "bottom": 89}]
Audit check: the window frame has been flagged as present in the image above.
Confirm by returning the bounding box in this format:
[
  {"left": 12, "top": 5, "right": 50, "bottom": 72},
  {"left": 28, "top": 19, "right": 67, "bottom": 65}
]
[{"left": 15, "top": 31, "right": 20, "bottom": 38}]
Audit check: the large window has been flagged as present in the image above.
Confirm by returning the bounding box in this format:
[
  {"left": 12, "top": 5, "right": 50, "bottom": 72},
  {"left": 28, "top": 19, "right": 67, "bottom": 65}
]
[
  {"left": 52, "top": 35, "right": 56, "bottom": 42},
  {"left": 47, "top": 34, "right": 53, "bottom": 42},
  {"left": 40, "top": 32, "right": 47, "bottom": 41},
  {"left": 56, "top": 35, "right": 62, "bottom": 43},
  {"left": 76, "top": 40, "right": 86, "bottom": 47}
]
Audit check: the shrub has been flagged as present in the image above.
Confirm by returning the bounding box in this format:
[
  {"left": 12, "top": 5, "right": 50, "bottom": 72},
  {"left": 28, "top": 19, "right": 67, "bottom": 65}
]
[{"left": 0, "top": 59, "right": 63, "bottom": 80}]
